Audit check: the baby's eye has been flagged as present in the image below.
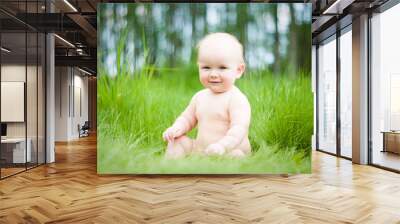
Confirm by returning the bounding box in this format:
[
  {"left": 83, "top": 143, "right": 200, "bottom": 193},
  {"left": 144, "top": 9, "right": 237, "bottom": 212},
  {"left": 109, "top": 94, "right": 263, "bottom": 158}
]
[
  {"left": 219, "top": 66, "right": 227, "bottom": 70},
  {"left": 202, "top": 66, "right": 210, "bottom": 70}
]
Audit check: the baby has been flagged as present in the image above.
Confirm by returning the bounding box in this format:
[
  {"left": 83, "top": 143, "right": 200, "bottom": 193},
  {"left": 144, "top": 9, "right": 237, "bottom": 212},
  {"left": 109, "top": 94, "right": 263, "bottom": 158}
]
[{"left": 162, "top": 32, "right": 251, "bottom": 158}]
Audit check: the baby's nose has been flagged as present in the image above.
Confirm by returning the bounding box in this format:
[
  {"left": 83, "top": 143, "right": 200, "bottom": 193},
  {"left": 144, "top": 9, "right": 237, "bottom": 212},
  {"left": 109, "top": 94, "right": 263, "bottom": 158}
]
[{"left": 209, "top": 71, "right": 218, "bottom": 79}]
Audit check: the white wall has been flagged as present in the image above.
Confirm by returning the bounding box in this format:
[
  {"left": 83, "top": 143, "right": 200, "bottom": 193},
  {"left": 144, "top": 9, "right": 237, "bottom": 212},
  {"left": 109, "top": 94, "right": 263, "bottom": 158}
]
[
  {"left": 1, "top": 63, "right": 46, "bottom": 164},
  {"left": 1, "top": 65, "right": 25, "bottom": 81},
  {"left": 73, "top": 72, "right": 89, "bottom": 137},
  {"left": 55, "top": 67, "right": 89, "bottom": 141},
  {"left": 1, "top": 65, "right": 26, "bottom": 139},
  {"left": 1, "top": 82, "right": 25, "bottom": 122},
  {"left": 55, "top": 67, "right": 69, "bottom": 141},
  {"left": 1, "top": 65, "right": 41, "bottom": 137}
]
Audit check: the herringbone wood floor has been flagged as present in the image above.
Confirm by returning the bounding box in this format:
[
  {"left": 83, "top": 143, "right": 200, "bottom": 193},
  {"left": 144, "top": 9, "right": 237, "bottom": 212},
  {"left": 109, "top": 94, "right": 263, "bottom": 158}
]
[{"left": 1, "top": 135, "right": 400, "bottom": 224}]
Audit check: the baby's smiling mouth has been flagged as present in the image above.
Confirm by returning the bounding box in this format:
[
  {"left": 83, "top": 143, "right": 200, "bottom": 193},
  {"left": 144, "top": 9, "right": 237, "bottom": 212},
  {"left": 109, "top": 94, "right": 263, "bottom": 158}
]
[{"left": 209, "top": 81, "right": 222, "bottom": 84}]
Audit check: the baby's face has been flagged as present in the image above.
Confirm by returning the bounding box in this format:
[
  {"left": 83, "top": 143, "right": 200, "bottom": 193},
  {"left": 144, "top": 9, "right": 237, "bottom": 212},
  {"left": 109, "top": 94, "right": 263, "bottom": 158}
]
[{"left": 197, "top": 39, "right": 245, "bottom": 93}]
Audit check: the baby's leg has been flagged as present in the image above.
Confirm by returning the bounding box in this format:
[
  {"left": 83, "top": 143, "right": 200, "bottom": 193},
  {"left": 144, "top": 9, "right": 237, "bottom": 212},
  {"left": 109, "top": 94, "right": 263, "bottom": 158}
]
[
  {"left": 228, "top": 149, "right": 248, "bottom": 158},
  {"left": 165, "top": 135, "right": 193, "bottom": 159}
]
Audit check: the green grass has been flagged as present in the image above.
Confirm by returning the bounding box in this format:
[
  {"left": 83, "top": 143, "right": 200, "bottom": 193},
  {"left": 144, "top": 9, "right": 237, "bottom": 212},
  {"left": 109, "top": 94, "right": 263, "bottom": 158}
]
[{"left": 97, "top": 65, "right": 313, "bottom": 174}]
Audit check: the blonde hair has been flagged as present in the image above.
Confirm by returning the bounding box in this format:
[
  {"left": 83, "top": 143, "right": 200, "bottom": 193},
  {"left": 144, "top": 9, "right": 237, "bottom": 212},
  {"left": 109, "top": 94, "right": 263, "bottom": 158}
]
[{"left": 197, "top": 32, "right": 244, "bottom": 63}]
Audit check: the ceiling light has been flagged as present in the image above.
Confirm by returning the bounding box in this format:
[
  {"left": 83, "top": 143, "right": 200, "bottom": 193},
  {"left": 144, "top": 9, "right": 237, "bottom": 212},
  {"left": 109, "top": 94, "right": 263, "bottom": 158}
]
[
  {"left": 323, "top": 0, "right": 341, "bottom": 14},
  {"left": 1, "top": 47, "right": 11, "bottom": 53},
  {"left": 63, "top": 0, "right": 78, "bottom": 12},
  {"left": 78, "top": 67, "right": 92, "bottom": 76},
  {"left": 54, "top": 34, "right": 75, "bottom": 48},
  {"left": 322, "top": 0, "right": 353, "bottom": 15}
]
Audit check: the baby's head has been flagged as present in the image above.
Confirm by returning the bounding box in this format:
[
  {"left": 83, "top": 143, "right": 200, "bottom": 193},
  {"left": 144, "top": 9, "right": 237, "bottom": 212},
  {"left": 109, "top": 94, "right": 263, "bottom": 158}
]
[{"left": 197, "top": 32, "right": 245, "bottom": 93}]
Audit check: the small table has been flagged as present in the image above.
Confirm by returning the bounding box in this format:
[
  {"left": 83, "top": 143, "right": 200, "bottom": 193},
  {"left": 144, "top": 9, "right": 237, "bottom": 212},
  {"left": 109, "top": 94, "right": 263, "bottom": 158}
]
[{"left": 381, "top": 131, "right": 400, "bottom": 154}]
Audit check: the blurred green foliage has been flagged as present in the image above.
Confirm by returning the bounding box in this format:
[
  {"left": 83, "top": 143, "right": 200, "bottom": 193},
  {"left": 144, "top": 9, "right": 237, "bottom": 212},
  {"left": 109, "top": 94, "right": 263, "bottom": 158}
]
[{"left": 98, "top": 3, "right": 311, "bottom": 76}]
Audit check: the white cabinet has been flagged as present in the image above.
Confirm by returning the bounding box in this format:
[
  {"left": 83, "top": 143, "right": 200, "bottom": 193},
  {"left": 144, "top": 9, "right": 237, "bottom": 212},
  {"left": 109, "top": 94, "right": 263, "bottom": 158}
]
[{"left": 1, "top": 138, "right": 32, "bottom": 163}]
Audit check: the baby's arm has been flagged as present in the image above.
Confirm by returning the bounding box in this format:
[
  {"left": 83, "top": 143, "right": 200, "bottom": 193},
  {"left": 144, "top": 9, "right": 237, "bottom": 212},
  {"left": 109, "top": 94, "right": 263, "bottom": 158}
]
[
  {"left": 207, "top": 93, "right": 251, "bottom": 154},
  {"left": 164, "top": 94, "right": 198, "bottom": 141}
]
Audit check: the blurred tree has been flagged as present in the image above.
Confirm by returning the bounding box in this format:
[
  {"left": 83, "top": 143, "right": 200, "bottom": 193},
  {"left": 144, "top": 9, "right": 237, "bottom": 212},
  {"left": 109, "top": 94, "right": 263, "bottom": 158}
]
[
  {"left": 166, "top": 4, "right": 183, "bottom": 66},
  {"left": 236, "top": 4, "right": 248, "bottom": 54},
  {"left": 201, "top": 4, "right": 208, "bottom": 36},
  {"left": 288, "top": 4, "right": 298, "bottom": 76},
  {"left": 146, "top": 4, "right": 157, "bottom": 65},
  {"left": 272, "top": 4, "right": 280, "bottom": 75},
  {"left": 99, "top": 3, "right": 311, "bottom": 76},
  {"left": 190, "top": 3, "right": 198, "bottom": 61},
  {"left": 297, "top": 22, "right": 311, "bottom": 73}
]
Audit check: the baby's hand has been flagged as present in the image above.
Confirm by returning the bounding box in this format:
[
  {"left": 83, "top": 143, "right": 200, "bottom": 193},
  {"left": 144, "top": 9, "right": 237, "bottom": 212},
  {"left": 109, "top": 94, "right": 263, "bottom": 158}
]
[
  {"left": 162, "top": 126, "right": 183, "bottom": 142},
  {"left": 205, "top": 143, "right": 225, "bottom": 156}
]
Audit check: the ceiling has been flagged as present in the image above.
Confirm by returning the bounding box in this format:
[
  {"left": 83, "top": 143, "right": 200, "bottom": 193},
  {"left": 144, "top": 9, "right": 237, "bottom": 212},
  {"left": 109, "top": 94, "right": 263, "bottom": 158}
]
[
  {"left": 311, "top": 0, "right": 390, "bottom": 43},
  {"left": 0, "top": 0, "right": 394, "bottom": 75},
  {"left": 0, "top": 0, "right": 100, "bottom": 74}
]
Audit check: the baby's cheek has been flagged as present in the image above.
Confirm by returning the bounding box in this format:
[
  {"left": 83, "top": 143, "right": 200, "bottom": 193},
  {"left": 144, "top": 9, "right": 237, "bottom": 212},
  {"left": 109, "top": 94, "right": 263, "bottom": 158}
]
[
  {"left": 223, "top": 77, "right": 234, "bottom": 87},
  {"left": 199, "top": 76, "right": 208, "bottom": 86}
]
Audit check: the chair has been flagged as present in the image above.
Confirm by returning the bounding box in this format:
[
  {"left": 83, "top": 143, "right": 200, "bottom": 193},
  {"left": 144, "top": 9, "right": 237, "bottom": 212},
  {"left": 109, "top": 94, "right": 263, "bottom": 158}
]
[{"left": 79, "top": 121, "right": 90, "bottom": 138}]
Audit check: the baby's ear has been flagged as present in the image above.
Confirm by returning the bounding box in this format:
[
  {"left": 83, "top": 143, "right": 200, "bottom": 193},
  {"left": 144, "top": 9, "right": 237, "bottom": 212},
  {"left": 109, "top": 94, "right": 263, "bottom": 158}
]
[{"left": 236, "top": 63, "right": 245, "bottom": 78}]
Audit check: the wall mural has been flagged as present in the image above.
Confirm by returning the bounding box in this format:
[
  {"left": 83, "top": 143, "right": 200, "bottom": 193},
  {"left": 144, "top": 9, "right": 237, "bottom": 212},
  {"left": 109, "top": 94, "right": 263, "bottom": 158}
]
[{"left": 97, "top": 3, "right": 313, "bottom": 174}]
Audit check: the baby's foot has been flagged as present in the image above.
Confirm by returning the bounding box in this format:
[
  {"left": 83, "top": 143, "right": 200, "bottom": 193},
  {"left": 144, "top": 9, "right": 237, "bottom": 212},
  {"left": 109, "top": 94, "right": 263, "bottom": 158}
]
[
  {"left": 165, "top": 141, "right": 183, "bottom": 159},
  {"left": 228, "top": 149, "right": 246, "bottom": 158},
  {"left": 205, "top": 143, "right": 225, "bottom": 155}
]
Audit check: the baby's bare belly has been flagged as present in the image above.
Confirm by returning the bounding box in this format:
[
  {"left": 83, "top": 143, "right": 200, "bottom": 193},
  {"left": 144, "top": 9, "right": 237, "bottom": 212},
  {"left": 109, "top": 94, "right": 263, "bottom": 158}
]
[{"left": 194, "top": 120, "right": 250, "bottom": 153}]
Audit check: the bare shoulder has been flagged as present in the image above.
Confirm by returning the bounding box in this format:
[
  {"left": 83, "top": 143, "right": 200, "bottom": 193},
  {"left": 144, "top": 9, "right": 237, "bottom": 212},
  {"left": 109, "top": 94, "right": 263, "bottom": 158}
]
[
  {"left": 190, "top": 89, "right": 208, "bottom": 103},
  {"left": 231, "top": 86, "right": 250, "bottom": 104},
  {"left": 193, "top": 89, "right": 208, "bottom": 99}
]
